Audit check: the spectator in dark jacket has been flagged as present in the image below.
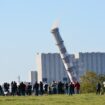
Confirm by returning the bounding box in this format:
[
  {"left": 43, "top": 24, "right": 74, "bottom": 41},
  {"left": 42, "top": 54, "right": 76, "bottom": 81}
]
[
  {"left": 96, "top": 82, "right": 101, "bottom": 94},
  {"left": 33, "top": 81, "right": 39, "bottom": 96}
]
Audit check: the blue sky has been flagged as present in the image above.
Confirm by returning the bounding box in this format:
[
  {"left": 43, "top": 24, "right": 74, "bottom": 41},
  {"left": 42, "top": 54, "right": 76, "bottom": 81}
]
[{"left": 0, "top": 0, "right": 105, "bottom": 83}]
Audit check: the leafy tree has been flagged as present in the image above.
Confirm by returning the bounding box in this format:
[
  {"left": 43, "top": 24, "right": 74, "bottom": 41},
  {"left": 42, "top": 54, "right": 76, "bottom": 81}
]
[{"left": 80, "top": 71, "right": 98, "bottom": 93}]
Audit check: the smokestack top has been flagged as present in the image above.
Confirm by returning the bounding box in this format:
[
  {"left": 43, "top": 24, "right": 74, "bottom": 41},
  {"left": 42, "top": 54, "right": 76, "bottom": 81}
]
[{"left": 51, "top": 20, "right": 59, "bottom": 31}]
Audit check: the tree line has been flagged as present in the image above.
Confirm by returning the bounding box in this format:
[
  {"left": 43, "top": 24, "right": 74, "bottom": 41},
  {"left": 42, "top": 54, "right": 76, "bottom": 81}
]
[{"left": 80, "top": 71, "right": 105, "bottom": 93}]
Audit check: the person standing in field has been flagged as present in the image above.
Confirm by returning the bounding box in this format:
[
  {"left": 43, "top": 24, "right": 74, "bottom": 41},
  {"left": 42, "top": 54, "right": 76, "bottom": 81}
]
[
  {"left": 33, "top": 81, "right": 39, "bottom": 96},
  {"left": 68, "top": 82, "right": 74, "bottom": 95},
  {"left": 96, "top": 82, "right": 101, "bottom": 95},
  {"left": 75, "top": 81, "right": 80, "bottom": 94}
]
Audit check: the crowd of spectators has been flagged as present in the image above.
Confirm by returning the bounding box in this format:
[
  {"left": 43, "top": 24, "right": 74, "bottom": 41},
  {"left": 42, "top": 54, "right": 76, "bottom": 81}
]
[{"left": 0, "top": 81, "right": 80, "bottom": 96}]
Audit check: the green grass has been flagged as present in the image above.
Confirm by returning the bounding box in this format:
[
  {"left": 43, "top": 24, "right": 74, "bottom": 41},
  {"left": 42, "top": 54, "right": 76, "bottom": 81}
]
[{"left": 0, "top": 94, "right": 105, "bottom": 105}]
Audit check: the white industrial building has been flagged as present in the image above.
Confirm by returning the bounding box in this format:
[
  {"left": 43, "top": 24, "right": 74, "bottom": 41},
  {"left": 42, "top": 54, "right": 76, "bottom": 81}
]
[
  {"left": 36, "top": 53, "right": 79, "bottom": 83},
  {"left": 35, "top": 52, "right": 105, "bottom": 83},
  {"left": 79, "top": 52, "right": 105, "bottom": 75},
  {"left": 29, "top": 71, "right": 37, "bottom": 85}
]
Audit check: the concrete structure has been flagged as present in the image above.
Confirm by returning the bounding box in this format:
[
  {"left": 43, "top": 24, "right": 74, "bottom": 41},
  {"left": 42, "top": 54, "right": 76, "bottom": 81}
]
[
  {"left": 51, "top": 26, "right": 77, "bottom": 83},
  {"left": 79, "top": 52, "right": 105, "bottom": 75},
  {"left": 36, "top": 53, "right": 79, "bottom": 83},
  {"left": 29, "top": 71, "right": 37, "bottom": 85}
]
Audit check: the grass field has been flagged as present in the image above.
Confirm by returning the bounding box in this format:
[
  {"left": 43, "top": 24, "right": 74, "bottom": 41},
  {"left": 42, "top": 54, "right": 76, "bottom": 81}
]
[{"left": 0, "top": 94, "right": 105, "bottom": 105}]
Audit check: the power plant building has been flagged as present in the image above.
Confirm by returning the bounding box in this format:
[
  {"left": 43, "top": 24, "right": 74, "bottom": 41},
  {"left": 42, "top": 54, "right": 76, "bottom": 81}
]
[
  {"left": 36, "top": 52, "right": 105, "bottom": 83},
  {"left": 36, "top": 53, "right": 79, "bottom": 83},
  {"left": 29, "top": 71, "right": 37, "bottom": 85},
  {"left": 79, "top": 52, "right": 105, "bottom": 75}
]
